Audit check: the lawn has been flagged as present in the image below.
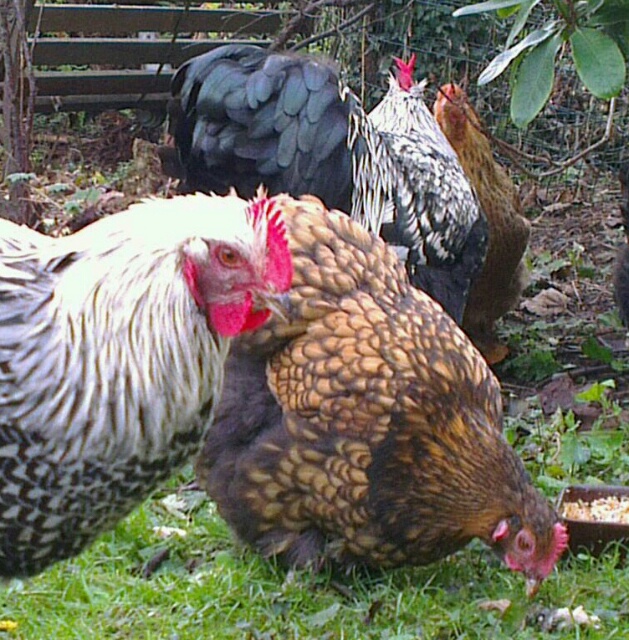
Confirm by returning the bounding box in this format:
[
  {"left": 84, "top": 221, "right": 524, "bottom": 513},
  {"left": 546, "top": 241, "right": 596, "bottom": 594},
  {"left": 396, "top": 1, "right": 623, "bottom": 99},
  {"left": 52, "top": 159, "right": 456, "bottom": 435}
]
[
  {"left": 2, "top": 464, "right": 628, "bottom": 639},
  {"left": 1, "top": 114, "right": 628, "bottom": 640}
]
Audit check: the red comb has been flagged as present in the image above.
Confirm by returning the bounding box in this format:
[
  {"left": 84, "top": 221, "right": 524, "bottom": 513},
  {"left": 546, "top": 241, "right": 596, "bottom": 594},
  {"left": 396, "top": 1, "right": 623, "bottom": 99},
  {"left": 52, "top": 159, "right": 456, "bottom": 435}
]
[
  {"left": 535, "top": 521, "right": 569, "bottom": 581},
  {"left": 393, "top": 53, "right": 417, "bottom": 91},
  {"left": 552, "top": 521, "right": 569, "bottom": 558},
  {"left": 247, "top": 194, "right": 293, "bottom": 293}
]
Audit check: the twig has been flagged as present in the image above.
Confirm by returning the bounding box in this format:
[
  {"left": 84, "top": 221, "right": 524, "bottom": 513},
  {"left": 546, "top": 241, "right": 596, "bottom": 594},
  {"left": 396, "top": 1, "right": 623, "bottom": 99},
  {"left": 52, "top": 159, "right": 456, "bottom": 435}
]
[
  {"left": 141, "top": 548, "right": 170, "bottom": 579},
  {"left": 290, "top": 1, "right": 375, "bottom": 52},
  {"left": 270, "top": 0, "right": 372, "bottom": 52}
]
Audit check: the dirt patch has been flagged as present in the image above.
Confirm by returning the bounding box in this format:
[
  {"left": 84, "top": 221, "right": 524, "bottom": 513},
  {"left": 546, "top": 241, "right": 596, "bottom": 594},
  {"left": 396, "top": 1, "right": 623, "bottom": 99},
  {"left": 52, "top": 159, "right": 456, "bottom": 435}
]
[{"left": 498, "top": 173, "right": 628, "bottom": 410}]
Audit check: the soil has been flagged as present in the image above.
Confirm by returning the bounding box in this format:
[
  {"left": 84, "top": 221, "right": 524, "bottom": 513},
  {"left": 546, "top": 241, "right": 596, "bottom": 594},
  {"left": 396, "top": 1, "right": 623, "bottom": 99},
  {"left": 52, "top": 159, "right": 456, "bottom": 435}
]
[{"left": 499, "top": 173, "right": 629, "bottom": 415}]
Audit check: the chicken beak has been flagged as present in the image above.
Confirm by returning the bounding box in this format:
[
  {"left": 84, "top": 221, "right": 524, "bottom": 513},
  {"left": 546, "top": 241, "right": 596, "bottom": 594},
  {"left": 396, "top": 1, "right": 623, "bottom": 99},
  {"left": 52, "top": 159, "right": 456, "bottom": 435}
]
[
  {"left": 256, "top": 290, "right": 292, "bottom": 323},
  {"left": 525, "top": 576, "right": 541, "bottom": 599}
]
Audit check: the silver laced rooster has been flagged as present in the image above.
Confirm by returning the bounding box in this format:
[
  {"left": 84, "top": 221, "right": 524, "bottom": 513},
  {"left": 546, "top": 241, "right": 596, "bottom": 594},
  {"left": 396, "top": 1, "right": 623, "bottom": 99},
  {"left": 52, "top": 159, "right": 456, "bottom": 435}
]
[
  {"left": 0, "top": 191, "right": 292, "bottom": 578},
  {"left": 163, "top": 45, "right": 487, "bottom": 325}
]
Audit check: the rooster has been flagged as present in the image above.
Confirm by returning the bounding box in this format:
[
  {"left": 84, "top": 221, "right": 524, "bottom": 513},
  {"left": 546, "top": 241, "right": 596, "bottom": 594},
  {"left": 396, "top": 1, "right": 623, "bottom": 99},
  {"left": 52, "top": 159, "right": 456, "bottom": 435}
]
[
  {"left": 164, "top": 45, "right": 487, "bottom": 325},
  {"left": 615, "top": 165, "right": 629, "bottom": 325},
  {"left": 434, "top": 84, "right": 530, "bottom": 363},
  {"left": 0, "top": 192, "right": 292, "bottom": 578},
  {"left": 196, "top": 193, "right": 568, "bottom": 598}
]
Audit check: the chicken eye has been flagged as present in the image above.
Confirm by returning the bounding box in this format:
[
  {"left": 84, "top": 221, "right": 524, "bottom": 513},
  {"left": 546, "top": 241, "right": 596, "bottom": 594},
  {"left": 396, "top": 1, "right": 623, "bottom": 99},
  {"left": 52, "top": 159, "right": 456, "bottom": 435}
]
[{"left": 217, "top": 246, "right": 242, "bottom": 268}]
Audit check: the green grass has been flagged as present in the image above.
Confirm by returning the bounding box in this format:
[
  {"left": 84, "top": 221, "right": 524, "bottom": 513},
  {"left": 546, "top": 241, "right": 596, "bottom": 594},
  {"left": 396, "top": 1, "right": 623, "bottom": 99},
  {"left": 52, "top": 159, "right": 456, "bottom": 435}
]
[
  {"left": 3, "top": 342, "right": 629, "bottom": 639},
  {"left": 2, "top": 450, "right": 629, "bottom": 640}
]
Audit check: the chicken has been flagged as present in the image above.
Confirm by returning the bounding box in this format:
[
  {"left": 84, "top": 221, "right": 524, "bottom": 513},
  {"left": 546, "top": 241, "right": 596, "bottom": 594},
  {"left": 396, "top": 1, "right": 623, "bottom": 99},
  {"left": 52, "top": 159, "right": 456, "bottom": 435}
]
[
  {"left": 0, "top": 192, "right": 292, "bottom": 578},
  {"left": 614, "top": 165, "right": 629, "bottom": 325},
  {"left": 195, "top": 193, "right": 568, "bottom": 597},
  {"left": 164, "top": 45, "right": 487, "bottom": 326},
  {"left": 433, "top": 84, "right": 530, "bottom": 363}
]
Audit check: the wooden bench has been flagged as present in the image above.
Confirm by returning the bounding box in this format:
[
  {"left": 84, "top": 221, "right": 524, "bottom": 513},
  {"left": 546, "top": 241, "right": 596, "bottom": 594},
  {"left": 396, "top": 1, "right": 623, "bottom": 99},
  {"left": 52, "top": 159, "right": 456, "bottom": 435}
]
[{"left": 15, "top": 1, "right": 284, "bottom": 113}]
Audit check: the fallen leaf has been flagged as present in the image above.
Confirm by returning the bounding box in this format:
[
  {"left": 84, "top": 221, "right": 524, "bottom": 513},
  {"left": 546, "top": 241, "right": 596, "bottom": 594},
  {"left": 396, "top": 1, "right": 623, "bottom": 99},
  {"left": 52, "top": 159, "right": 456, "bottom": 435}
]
[
  {"left": 542, "top": 202, "right": 573, "bottom": 214},
  {"left": 572, "top": 404, "right": 604, "bottom": 431},
  {"left": 522, "top": 288, "right": 569, "bottom": 317},
  {"left": 538, "top": 375, "right": 576, "bottom": 415},
  {"left": 159, "top": 494, "right": 188, "bottom": 519},
  {"left": 478, "top": 599, "right": 511, "bottom": 615},
  {"left": 542, "top": 605, "right": 601, "bottom": 631}
]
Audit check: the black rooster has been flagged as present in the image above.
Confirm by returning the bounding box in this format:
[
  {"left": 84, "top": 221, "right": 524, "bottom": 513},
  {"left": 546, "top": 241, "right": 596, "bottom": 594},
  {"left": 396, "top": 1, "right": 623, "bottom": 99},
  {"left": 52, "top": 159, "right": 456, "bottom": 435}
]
[{"left": 163, "top": 45, "right": 487, "bottom": 324}]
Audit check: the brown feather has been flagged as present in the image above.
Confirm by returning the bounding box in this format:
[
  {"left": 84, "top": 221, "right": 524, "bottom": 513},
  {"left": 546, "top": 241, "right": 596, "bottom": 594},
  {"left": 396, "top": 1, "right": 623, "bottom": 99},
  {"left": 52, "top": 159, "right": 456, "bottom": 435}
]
[
  {"left": 434, "top": 85, "right": 530, "bottom": 363},
  {"left": 197, "top": 195, "right": 563, "bottom": 585}
]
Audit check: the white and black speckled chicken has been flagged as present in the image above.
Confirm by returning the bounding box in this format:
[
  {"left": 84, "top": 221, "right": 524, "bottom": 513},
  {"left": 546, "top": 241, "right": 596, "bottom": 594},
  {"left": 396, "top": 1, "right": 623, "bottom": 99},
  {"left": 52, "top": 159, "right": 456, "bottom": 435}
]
[
  {"left": 196, "top": 194, "right": 568, "bottom": 598},
  {"left": 164, "top": 45, "right": 487, "bottom": 325},
  {"left": 0, "top": 192, "right": 292, "bottom": 578}
]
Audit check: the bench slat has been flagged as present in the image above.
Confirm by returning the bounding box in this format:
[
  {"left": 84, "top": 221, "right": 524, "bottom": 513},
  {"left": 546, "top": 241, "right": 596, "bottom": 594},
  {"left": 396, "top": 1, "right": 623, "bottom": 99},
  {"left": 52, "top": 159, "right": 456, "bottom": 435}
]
[
  {"left": 33, "top": 70, "right": 173, "bottom": 96},
  {"left": 31, "top": 0, "right": 280, "bottom": 5},
  {"left": 32, "top": 92, "right": 172, "bottom": 113},
  {"left": 28, "top": 5, "right": 282, "bottom": 36},
  {"left": 30, "top": 37, "right": 270, "bottom": 66}
]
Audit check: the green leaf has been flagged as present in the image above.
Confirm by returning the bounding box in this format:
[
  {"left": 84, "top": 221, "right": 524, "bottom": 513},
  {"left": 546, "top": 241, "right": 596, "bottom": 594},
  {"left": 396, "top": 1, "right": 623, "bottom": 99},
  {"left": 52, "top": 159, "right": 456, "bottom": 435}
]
[
  {"left": 575, "top": 379, "right": 616, "bottom": 404},
  {"left": 506, "top": 0, "right": 544, "bottom": 48},
  {"left": 453, "top": 0, "right": 524, "bottom": 18},
  {"left": 46, "top": 182, "right": 74, "bottom": 194},
  {"left": 581, "top": 336, "right": 614, "bottom": 364},
  {"left": 590, "top": 0, "right": 629, "bottom": 57},
  {"left": 4, "top": 172, "right": 36, "bottom": 185},
  {"left": 559, "top": 432, "right": 591, "bottom": 468},
  {"left": 510, "top": 33, "right": 561, "bottom": 127},
  {"left": 585, "top": 430, "right": 624, "bottom": 463},
  {"left": 498, "top": 6, "right": 521, "bottom": 18},
  {"left": 478, "top": 27, "right": 555, "bottom": 85},
  {"left": 570, "top": 27, "right": 626, "bottom": 99}
]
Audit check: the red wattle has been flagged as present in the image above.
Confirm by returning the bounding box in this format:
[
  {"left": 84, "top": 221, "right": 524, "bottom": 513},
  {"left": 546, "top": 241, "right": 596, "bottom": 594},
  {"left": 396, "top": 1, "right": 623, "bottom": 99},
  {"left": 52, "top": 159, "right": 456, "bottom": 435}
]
[
  {"left": 207, "top": 294, "right": 271, "bottom": 337},
  {"left": 208, "top": 295, "right": 254, "bottom": 337},
  {"left": 241, "top": 308, "right": 271, "bottom": 332},
  {"left": 504, "top": 554, "right": 524, "bottom": 572}
]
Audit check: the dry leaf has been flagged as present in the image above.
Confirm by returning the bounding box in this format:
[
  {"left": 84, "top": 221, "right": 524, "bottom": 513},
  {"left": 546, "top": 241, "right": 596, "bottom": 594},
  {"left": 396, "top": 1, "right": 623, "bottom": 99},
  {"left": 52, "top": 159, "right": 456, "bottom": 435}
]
[
  {"left": 159, "top": 494, "right": 188, "bottom": 519},
  {"left": 152, "top": 526, "right": 187, "bottom": 539},
  {"left": 478, "top": 599, "right": 511, "bottom": 615},
  {"left": 538, "top": 375, "right": 576, "bottom": 415},
  {"left": 542, "top": 202, "right": 573, "bottom": 214},
  {"left": 521, "top": 288, "right": 569, "bottom": 316},
  {"left": 543, "top": 605, "right": 601, "bottom": 631}
]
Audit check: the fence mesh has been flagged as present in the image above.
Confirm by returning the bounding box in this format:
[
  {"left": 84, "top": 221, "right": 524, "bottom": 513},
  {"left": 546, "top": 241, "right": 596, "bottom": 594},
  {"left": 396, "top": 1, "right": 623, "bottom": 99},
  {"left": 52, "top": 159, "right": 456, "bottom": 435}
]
[{"left": 319, "top": 0, "right": 628, "bottom": 185}]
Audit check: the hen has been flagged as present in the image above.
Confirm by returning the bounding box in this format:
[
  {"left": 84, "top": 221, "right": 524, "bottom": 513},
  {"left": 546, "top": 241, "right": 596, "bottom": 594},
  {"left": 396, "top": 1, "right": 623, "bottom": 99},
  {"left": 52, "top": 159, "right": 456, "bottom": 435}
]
[
  {"left": 615, "top": 165, "right": 629, "bottom": 325},
  {"left": 165, "top": 45, "right": 486, "bottom": 325},
  {"left": 434, "top": 84, "right": 530, "bottom": 362},
  {"left": 0, "top": 192, "right": 292, "bottom": 577},
  {"left": 196, "top": 193, "right": 567, "bottom": 597}
]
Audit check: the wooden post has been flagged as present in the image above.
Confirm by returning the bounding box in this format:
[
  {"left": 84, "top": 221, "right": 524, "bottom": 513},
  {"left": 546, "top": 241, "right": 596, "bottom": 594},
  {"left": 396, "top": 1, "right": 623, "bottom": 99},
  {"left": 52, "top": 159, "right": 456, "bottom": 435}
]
[{"left": 0, "top": 0, "right": 37, "bottom": 224}]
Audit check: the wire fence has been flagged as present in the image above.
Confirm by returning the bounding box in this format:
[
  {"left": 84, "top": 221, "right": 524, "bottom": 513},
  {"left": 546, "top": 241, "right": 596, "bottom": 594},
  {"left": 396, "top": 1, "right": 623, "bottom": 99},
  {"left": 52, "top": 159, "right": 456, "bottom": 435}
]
[{"left": 326, "top": 0, "right": 628, "bottom": 186}]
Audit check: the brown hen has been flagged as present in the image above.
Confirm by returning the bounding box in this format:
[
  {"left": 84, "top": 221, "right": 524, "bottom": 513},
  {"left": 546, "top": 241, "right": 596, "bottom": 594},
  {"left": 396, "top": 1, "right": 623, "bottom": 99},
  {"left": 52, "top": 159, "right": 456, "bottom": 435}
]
[
  {"left": 433, "top": 84, "right": 530, "bottom": 363},
  {"left": 196, "top": 193, "right": 567, "bottom": 596}
]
